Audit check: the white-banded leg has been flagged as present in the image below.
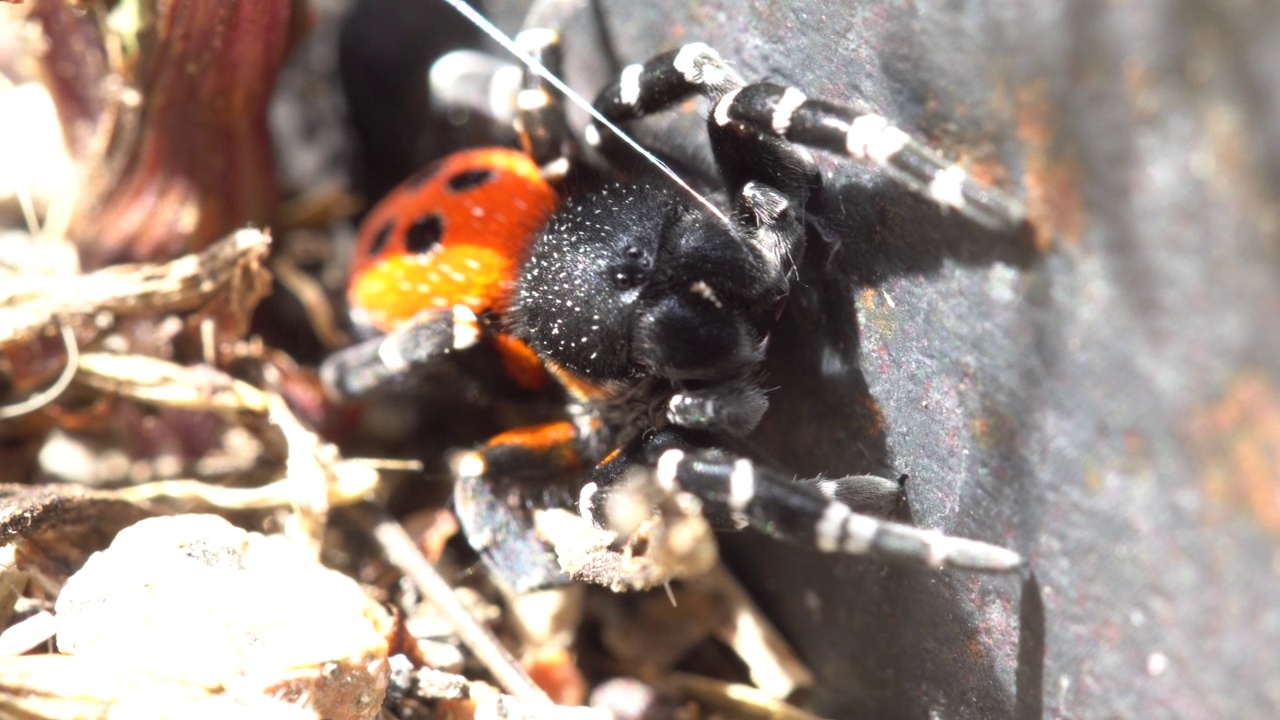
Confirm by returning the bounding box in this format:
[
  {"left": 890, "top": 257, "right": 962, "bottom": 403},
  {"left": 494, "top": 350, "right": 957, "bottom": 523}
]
[
  {"left": 591, "top": 43, "right": 743, "bottom": 124},
  {"left": 319, "top": 306, "right": 482, "bottom": 397},
  {"left": 448, "top": 419, "right": 598, "bottom": 593},
  {"left": 712, "top": 82, "right": 1025, "bottom": 231},
  {"left": 793, "top": 474, "right": 905, "bottom": 517},
  {"left": 426, "top": 30, "right": 575, "bottom": 178},
  {"left": 591, "top": 44, "right": 822, "bottom": 209},
  {"left": 735, "top": 181, "right": 806, "bottom": 289},
  {"left": 512, "top": 28, "right": 574, "bottom": 178},
  {"left": 676, "top": 449, "right": 1021, "bottom": 572},
  {"left": 665, "top": 375, "right": 771, "bottom": 438},
  {"left": 586, "top": 43, "right": 744, "bottom": 171},
  {"left": 428, "top": 48, "right": 523, "bottom": 130},
  {"left": 579, "top": 432, "right": 1023, "bottom": 573}
]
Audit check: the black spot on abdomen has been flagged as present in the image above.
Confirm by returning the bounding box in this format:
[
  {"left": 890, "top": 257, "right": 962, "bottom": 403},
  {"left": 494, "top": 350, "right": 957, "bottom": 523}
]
[
  {"left": 446, "top": 168, "right": 495, "bottom": 192},
  {"left": 405, "top": 213, "right": 444, "bottom": 254}
]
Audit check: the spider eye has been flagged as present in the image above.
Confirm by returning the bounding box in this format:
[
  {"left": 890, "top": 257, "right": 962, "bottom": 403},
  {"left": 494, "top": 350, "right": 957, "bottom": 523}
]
[
  {"left": 610, "top": 257, "right": 652, "bottom": 290},
  {"left": 608, "top": 242, "right": 656, "bottom": 291}
]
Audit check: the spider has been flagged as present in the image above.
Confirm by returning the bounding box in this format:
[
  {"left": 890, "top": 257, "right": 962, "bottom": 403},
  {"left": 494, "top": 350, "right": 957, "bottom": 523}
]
[{"left": 321, "top": 28, "right": 1026, "bottom": 593}]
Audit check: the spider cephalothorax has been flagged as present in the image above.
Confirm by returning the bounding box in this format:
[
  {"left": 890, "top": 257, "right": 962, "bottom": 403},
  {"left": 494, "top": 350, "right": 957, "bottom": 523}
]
[{"left": 512, "top": 181, "right": 783, "bottom": 385}]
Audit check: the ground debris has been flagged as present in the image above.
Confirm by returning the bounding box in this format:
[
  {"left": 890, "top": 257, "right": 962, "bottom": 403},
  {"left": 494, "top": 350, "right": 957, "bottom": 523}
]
[
  {"left": 0, "top": 227, "right": 272, "bottom": 348},
  {"left": 3, "top": 514, "right": 391, "bottom": 720}
]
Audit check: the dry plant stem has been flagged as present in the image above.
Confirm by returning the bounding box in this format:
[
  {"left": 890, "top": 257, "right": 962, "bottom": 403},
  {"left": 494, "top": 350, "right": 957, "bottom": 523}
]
[
  {"left": 119, "top": 457, "right": 416, "bottom": 510},
  {"left": 351, "top": 502, "right": 553, "bottom": 707},
  {"left": 689, "top": 562, "right": 814, "bottom": 699},
  {"left": 270, "top": 254, "right": 352, "bottom": 350},
  {"left": 75, "top": 356, "right": 349, "bottom": 547},
  {"left": 74, "top": 352, "right": 269, "bottom": 414},
  {"left": 262, "top": 388, "right": 350, "bottom": 548},
  {"left": 0, "top": 227, "right": 271, "bottom": 346},
  {"left": 116, "top": 459, "right": 405, "bottom": 511},
  {"left": 56, "top": 354, "right": 413, "bottom": 519},
  {"left": 0, "top": 322, "right": 78, "bottom": 420},
  {"left": 73, "top": 0, "right": 295, "bottom": 267},
  {"left": 0, "top": 610, "right": 56, "bottom": 656},
  {"left": 661, "top": 672, "right": 824, "bottom": 720},
  {"left": 118, "top": 477, "right": 313, "bottom": 510}
]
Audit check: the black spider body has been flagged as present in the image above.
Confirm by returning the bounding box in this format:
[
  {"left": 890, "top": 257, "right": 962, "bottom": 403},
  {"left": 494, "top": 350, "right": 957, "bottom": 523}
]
[{"left": 325, "top": 32, "right": 1027, "bottom": 593}]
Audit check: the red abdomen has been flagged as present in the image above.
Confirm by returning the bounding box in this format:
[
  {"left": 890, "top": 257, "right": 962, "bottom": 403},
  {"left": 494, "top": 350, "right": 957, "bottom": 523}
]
[{"left": 348, "top": 148, "right": 558, "bottom": 332}]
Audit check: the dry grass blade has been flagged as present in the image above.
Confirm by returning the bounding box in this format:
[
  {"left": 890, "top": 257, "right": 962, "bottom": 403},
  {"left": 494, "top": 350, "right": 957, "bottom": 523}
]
[
  {"left": 74, "top": 353, "right": 270, "bottom": 415},
  {"left": 0, "top": 321, "right": 79, "bottom": 421},
  {"left": 685, "top": 563, "right": 815, "bottom": 699},
  {"left": 116, "top": 458, "right": 412, "bottom": 513},
  {"left": 0, "top": 227, "right": 271, "bottom": 346},
  {"left": 662, "top": 672, "right": 826, "bottom": 720},
  {"left": 351, "top": 502, "right": 553, "bottom": 706}
]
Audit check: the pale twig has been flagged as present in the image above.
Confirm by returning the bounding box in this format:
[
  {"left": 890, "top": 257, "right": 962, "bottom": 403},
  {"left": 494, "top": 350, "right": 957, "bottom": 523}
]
[
  {"left": 350, "top": 502, "right": 552, "bottom": 706},
  {"left": 0, "top": 227, "right": 271, "bottom": 346},
  {"left": 0, "top": 321, "right": 78, "bottom": 420}
]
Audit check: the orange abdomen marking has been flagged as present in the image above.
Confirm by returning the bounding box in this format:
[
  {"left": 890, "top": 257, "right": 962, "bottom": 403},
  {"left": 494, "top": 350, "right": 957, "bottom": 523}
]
[
  {"left": 348, "top": 148, "right": 558, "bottom": 332},
  {"left": 483, "top": 420, "right": 586, "bottom": 474}
]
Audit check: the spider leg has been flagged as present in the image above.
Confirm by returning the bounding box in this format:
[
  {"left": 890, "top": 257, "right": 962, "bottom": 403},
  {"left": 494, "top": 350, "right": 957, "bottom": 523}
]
[
  {"left": 591, "top": 43, "right": 744, "bottom": 121},
  {"left": 662, "top": 369, "right": 898, "bottom": 515},
  {"left": 426, "top": 30, "right": 574, "bottom": 177},
  {"left": 793, "top": 474, "right": 906, "bottom": 518},
  {"left": 320, "top": 305, "right": 482, "bottom": 397},
  {"left": 664, "top": 375, "right": 770, "bottom": 437},
  {"left": 734, "top": 180, "right": 807, "bottom": 290},
  {"left": 590, "top": 43, "right": 1023, "bottom": 230},
  {"left": 450, "top": 419, "right": 597, "bottom": 592},
  {"left": 589, "top": 45, "right": 819, "bottom": 199},
  {"left": 512, "top": 29, "right": 575, "bottom": 177},
  {"left": 428, "top": 48, "right": 522, "bottom": 130},
  {"left": 713, "top": 82, "right": 1025, "bottom": 231},
  {"left": 580, "top": 429, "right": 1023, "bottom": 573}
]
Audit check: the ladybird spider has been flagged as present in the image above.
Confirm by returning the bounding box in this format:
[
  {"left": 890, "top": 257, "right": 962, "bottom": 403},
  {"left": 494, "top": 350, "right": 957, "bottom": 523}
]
[{"left": 322, "top": 29, "right": 1025, "bottom": 593}]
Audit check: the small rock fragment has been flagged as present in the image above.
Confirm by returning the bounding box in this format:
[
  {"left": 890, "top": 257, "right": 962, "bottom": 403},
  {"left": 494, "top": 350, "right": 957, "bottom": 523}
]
[{"left": 54, "top": 514, "right": 390, "bottom": 720}]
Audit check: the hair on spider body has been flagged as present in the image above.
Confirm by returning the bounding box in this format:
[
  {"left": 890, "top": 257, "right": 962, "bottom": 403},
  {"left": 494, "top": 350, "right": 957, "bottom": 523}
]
[
  {"left": 509, "top": 180, "right": 783, "bottom": 387},
  {"left": 324, "top": 29, "right": 1026, "bottom": 594}
]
